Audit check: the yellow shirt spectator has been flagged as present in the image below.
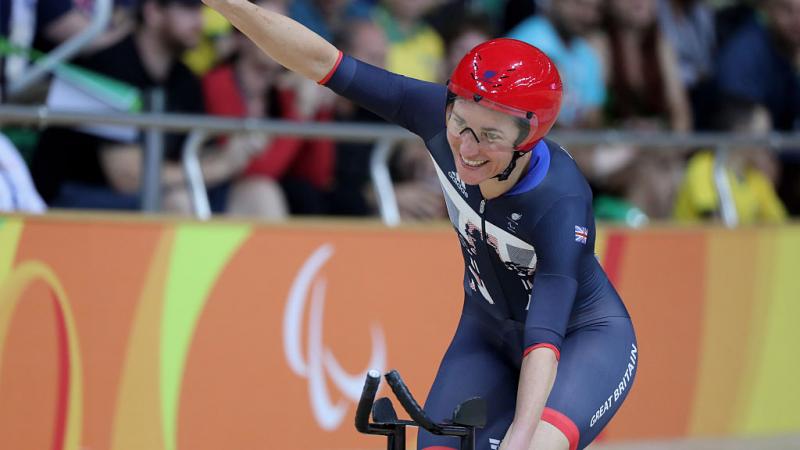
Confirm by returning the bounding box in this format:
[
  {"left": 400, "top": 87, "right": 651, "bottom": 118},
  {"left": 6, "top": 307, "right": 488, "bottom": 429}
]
[
  {"left": 183, "top": 7, "right": 233, "bottom": 76},
  {"left": 674, "top": 151, "right": 787, "bottom": 224},
  {"left": 373, "top": 7, "right": 444, "bottom": 82}
]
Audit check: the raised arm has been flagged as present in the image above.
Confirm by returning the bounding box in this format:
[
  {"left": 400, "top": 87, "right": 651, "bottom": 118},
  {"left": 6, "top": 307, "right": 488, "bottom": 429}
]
[
  {"left": 201, "top": 0, "right": 340, "bottom": 83},
  {"left": 203, "top": 0, "right": 447, "bottom": 141}
]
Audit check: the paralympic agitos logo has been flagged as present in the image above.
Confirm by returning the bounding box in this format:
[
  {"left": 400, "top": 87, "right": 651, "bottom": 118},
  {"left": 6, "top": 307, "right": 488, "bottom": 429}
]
[{"left": 283, "top": 244, "right": 387, "bottom": 430}]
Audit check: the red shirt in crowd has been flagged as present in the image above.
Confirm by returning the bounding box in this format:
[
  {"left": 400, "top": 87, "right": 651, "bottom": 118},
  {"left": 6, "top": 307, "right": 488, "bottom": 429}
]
[{"left": 202, "top": 65, "right": 334, "bottom": 189}]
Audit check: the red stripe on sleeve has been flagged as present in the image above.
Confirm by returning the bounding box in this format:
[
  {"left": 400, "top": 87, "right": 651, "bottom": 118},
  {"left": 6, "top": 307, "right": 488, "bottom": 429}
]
[
  {"left": 317, "top": 51, "right": 344, "bottom": 85},
  {"left": 523, "top": 343, "right": 561, "bottom": 361}
]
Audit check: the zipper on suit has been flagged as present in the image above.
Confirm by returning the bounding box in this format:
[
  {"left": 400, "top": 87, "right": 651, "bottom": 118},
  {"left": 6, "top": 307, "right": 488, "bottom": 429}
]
[{"left": 478, "top": 198, "right": 514, "bottom": 317}]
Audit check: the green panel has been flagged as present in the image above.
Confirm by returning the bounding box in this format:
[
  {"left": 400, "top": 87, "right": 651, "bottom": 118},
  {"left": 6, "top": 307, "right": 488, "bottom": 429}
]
[
  {"left": 0, "top": 218, "right": 23, "bottom": 279},
  {"left": 160, "top": 223, "right": 251, "bottom": 450}
]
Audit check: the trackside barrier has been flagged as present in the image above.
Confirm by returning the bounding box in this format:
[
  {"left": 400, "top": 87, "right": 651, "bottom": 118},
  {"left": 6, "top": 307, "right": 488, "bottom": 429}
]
[{"left": 0, "top": 215, "right": 799, "bottom": 448}]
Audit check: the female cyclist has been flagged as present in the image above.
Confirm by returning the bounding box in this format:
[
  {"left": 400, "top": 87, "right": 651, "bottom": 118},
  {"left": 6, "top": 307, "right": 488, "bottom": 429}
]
[{"left": 201, "top": 1, "right": 638, "bottom": 449}]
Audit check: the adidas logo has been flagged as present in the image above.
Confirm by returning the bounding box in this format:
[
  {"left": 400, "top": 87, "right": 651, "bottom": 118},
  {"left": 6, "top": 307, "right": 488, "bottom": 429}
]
[
  {"left": 489, "top": 438, "right": 501, "bottom": 450},
  {"left": 449, "top": 171, "right": 468, "bottom": 198}
]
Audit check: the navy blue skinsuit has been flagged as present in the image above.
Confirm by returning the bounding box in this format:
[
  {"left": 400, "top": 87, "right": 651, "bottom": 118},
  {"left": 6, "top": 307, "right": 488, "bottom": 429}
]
[{"left": 324, "top": 55, "right": 638, "bottom": 450}]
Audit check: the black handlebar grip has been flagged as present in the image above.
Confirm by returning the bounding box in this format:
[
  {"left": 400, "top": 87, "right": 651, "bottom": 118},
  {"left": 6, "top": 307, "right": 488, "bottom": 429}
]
[
  {"left": 355, "top": 370, "right": 382, "bottom": 433},
  {"left": 385, "top": 370, "right": 442, "bottom": 433}
]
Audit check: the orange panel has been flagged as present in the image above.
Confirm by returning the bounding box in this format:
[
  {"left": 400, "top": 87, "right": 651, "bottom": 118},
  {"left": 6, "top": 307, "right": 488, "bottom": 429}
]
[
  {"left": 603, "top": 230, "right": 707, "bottom": 440},
  {"left": 178, "top": 228, "right": 464, "bottom": 449},
  {"left": 0, "top": 281, "right": 60, "bottom": 449},
  {"left": 4, "top": 215, "right": 798, "bottom": 448},
  {"left": 12, "top": 219, "right": 164, "bottom": 450}
]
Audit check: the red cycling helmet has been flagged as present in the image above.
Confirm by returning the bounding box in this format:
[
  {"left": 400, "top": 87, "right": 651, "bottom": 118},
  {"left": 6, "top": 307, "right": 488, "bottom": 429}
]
[{"left": 448, "top": 38, "right": 563, "bottom": 152}]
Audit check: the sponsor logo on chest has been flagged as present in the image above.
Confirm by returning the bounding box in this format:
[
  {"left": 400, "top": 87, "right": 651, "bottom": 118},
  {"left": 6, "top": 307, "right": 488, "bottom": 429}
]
[
  {"left": 507, "top": 212, "right": 522, "bottom": 233},
  {"left": 448, "top": 171, "right": 468, "bottom": 198}
]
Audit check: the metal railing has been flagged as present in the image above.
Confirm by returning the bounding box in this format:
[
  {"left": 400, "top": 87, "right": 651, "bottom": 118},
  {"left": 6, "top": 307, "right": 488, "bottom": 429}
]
[{"left": 2, "top": 104, "right": 800, "bottom": 227}]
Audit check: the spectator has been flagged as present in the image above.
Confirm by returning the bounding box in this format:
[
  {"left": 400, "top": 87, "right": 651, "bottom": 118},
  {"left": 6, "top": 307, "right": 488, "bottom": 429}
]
[
  {"left": 715, "top": 0, "right": 800, "bottom": 213},
  {"left": 444, "top": 14, "right": 495, "bottom": 75},
  {"left": 290, "top": 0, "right": 374, "bottom": 42},
  {"left": 388, "top": 140, "right": 447, "bottom": 221},
  {"left": 657, "top": 0, "right": 715, "bottom": 91},
  {"left": 203, "top": 0, "right": 337, "bottom": 217},
  {"left": 424, "top": 0, "right": 503, "bottom": 43},
  {"left": 596, "top": 0, "right": 692, "bottom": 132},
  {"left": 183, "top": 6, "right": 237, "bottom": 75},
  {"left": 1, "top": 0, "right": 134, "bottom": 101},
  {"left": 501, "top": 0, "right": 537, "bottom": 34},
  {"left": 328, "top": 20, "right": 388, "bottom": 216},
  {"left": 717, "top": 0, "right": 800, "bottom": 132},
  {"left": 0, "top": 132, "right": 47, "bottom": 213},
  {"left": 508, "top": 0, "right": 632, "bottom": 220},
  {"left": 508, "top": 0, "right": 605, "bottom": 128},
  {"left": 590, "top": 0, "right": 692, "bottom": 218},
  {"left": 674, "top": 99, "right": 787, "bottom": 224},
  {"left": 715, "top": 0, "right": 758, "bottom": 47},
  {"left": 373, "top": 0, "right": 445, "bottom": 82},
  {"left": 657, "top": 0, "right": 717, "bottom": 129},
  {"left": 329, "top": 19, "right": 445, "bottom": 220},
  {"left": 0, "top": 65, "right": 47, "bottom": 214},
  {"left": 33, "top": 0, "right": 135, "bottom": 54},
  {"left": 31, "top": 0, "right": 258, "bottom": 214}
]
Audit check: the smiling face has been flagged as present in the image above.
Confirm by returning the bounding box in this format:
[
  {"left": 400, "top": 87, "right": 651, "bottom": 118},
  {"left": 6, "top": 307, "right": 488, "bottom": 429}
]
[{"left": 445, "top": 99, "right": 526, "bottom": 186}]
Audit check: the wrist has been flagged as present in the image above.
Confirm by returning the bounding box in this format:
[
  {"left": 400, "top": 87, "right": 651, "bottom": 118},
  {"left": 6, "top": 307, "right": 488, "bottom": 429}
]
[{"left": 503, "top": 427, "right": 536, "bottom": 450}]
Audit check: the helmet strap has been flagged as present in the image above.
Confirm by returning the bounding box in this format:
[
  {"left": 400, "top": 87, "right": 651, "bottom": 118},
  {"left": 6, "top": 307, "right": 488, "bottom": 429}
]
[{"left": 494, "top": 150, "right": 527, "bottom": 181}]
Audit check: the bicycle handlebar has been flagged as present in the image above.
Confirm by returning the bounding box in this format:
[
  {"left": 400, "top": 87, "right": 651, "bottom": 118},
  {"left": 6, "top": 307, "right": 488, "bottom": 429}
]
[
  {"left": 355, "top": 370, "right": 382, "bottom": 433},
  {"left": 385, "top": 370, "right": 443, "bottom": 434}
]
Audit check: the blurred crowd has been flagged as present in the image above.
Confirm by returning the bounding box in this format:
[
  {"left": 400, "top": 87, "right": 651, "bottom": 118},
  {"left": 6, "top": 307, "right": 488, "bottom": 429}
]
[{"left": 1, "top": 0, "right": 799, "bottom": 225}]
